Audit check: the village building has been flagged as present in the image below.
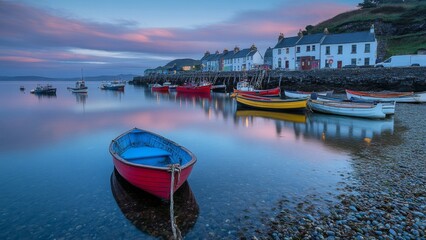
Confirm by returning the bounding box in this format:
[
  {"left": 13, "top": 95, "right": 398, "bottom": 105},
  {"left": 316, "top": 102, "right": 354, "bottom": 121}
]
[
  {"left": 273, "top": 25, "right": 377, "bottom": 70},
  {"left": 203, "top": 45, "right": 264, "bottom": 72},
  {"left": 263, "top": 47, "right": 273, "bottom": 69}
]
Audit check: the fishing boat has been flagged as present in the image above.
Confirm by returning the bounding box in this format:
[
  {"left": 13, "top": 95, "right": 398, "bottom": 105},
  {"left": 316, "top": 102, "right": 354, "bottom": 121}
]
[
  {"left": 69, "top": 80, "right": 88, "bottom": 93},
  {"left": 111, "top": 169, "right": 199, "bottom": 239},
  {"left": 317, "top": 94, "right": 395, "bottom": 115},
  {"left": 19, "top": 86, "right": 25, "bottom": 91},
  {"left": 109, "top": 128, "right": 197, "bottom": 200},
  {"left": 163, "top": 82, "right": 178, "bottom": 90},
  {"left": 346, "top": 89, "right": 426, "bottom": 103},
  {"left": 284, "top": 90, "right": 334, "bottom": 99},
  {"left": 235, "top": 94, "right": 307, "bottom": 111},
  {"left": 233, "top": 86, "right": 281, "bottom": 97},
  {"left": 236, "top": 80, "right": 254, "bottom": 91},
  {"left": 307, "top": 98, "right": 386, "bottom": 119},
  {"left": 176, "top": 83, "right": 212, "bottom": 94},
  {"left": 211, "top": 84, "right": 227, "bottom": 93},
  {"left": 100, "top": 81, "right": 125, "bottom": 91},
  {"left": 30, "top": 84, "right": 56, "bottom": 95},
  {"left": 151, "top": 83, "right": 169, "bottom": 92}
]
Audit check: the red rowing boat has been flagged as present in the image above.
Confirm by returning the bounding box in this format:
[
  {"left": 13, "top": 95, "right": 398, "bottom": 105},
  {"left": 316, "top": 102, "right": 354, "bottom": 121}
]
[
  {"left": 233, "top": 87, "right": 281, "bottom": 97},
  {"left": 151, "top": 84, "right": 169, "bottom": 92},
  {"left": 176, "top": 83, "right": 211, "bottom": 94},
  {"left": 109, "top": 128, "right": 197, "bottom": 200}
]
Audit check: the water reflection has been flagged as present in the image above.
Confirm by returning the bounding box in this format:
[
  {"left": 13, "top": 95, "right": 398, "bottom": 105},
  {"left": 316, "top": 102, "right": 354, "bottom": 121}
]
[
  {"left": 234, "top": 110, "right": 394, "bottom": 145},
  {"left": 33, "top": 93, "right": 57, "bottom": 100},
  {"left": 111, "top": 169, "right": 199, "bottom": 239}
]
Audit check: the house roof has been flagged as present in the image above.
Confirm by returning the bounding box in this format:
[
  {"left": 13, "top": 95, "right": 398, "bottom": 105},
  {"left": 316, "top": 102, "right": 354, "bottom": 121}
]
[
  {"left": 264, "top": 47, "right": 273, "bottom": 58},
  {"left": 223, "top": 50, "right": 235, "bottom": 60},
  {"left": 274, "top": 36, "right": 301, "bottom": 48},
  {"left": 322, "top": 31, "right": 376, "bottom": 44},
  {"left": 234, "top": 48, "right": 251, "bottom": 58},
  {"left": 297, "top": 33, "right": 325, "bottom": 45}
]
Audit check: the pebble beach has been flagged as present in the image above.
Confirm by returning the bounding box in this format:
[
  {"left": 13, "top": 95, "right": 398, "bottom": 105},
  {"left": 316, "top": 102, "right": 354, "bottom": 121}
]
[{"left": 258, "top": 103, "right": 426, "bottom": 239}]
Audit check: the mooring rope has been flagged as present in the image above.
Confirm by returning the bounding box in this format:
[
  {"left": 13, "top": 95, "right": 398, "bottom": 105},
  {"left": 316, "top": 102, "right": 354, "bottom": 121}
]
[{"left": 169, "top": 164, "right": 182, "bottom": 240}]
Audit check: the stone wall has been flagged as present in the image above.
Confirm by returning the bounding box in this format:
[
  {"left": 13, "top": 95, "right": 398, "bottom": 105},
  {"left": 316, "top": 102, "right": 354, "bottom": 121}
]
[{"left": 132, "top": 67, "right": 426, "bottom": 93}]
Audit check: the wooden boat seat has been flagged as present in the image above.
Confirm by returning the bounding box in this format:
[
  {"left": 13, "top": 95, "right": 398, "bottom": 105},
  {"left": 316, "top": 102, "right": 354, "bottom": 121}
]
[{"left": 121, "top": 147, "right": 171, "bottom": 160}]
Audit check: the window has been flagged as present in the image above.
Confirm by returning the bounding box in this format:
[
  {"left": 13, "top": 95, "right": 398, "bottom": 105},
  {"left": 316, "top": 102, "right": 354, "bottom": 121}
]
[
  {"left": 364, "top": 58, "right": 370, "bottom": 66},
  {"left": 338, "top": 45, "right": 343, "bottom": 54},
  {"left": 286, "top": 48, "right": 289, "bottom": 54},
  {"left": 351, "top": 58, "right": 357, "bottom": 65},
  {"left": 365, "top": 44, "right": 370, "bottom": 53},
  {"left": 326, "top": 46, "right": 330, "bottom": 55},
  {"left": 312, "top": 45, "right": 316, "bottom": 51},
  {"left": 278, "top": 49, "right": 282, "bottom": 54},
  {"left": 296, "top": 47, "right": 300, "bottom": 53},
  {"left": 351, "top": 45, "right": 357, "bottom": 54},
  {"left": 307, "top": 46, "right": 311, "bottom": 52}
]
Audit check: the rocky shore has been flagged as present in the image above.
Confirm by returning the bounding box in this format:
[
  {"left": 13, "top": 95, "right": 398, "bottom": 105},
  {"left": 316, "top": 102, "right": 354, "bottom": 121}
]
[{"left": 257, "top": 103, "right": 426, "bottom": 239}]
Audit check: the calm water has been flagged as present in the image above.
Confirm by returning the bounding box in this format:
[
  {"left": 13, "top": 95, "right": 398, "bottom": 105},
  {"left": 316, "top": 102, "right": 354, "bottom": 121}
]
[{"left": 0, "top": 81, "right": 396, "bottom": 239}]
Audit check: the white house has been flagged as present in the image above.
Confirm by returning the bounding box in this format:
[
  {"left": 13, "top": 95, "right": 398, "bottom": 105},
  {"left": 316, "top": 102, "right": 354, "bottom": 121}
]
[
  {"left": 203, "top": 45, "right": 263, "bottom": 72},
  {"left": 272, "top": 25, "right": 377, "bottom": 70},
  {"left": 320, "top": 26, "right": 377, "bottom": 68}
]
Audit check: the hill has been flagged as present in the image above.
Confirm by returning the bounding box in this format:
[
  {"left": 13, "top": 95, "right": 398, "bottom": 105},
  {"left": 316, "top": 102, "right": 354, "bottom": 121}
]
[
  {"left": 0, "top": 74, "right": 137, "bottom": 82},
  {"left": 307, "top": 0, "right": 426, "bottom": 60}
]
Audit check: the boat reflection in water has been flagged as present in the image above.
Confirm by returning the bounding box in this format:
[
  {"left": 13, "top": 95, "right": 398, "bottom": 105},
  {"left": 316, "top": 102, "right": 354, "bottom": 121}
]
[
  {"left": 235, "top": 110, "right": 394, "bottom": 144},
  {"left": 302, "top": 113, "right": 394, "bottom": 144},
  {"left": 110, "top": 169, "right": 199, "bottom": 239}
]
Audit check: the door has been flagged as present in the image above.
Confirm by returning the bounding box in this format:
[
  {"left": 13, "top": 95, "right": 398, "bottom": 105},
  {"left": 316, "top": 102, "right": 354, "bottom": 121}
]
[
  {"left": 337, "top": 61, "right": 342, "bottom": 69},
  {"left": 285, "top": 61, "right": 289, "bottom": 69}
]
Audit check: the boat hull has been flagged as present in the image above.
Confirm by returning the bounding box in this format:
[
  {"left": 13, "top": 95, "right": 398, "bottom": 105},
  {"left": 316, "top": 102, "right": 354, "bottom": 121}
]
[
  {"left": 176, "top": 84, "right": 211, "bottom": 94},
  {"left": 109, "top": 128, "right": 196, "bottom": 200},
  {"left": 317, "top": 95, "right": 396, "bottom": 115},
  {"left": 236, "top": 94, "right": 307, "bottom": 111},
  {"left": 233, "top": 87, "right": 281, "bottom": 97},
  {"left": 346, "top": 89, "right": 426, "bottom": 103},
  {"left": 151, "top": 86, "right": 169, "bottom": 92},
  {"left": 284, "top": 90, "right": 333, "bottom": 99},
  {"left": 308, "top": 99, "right": 386, "bottom": 119}
]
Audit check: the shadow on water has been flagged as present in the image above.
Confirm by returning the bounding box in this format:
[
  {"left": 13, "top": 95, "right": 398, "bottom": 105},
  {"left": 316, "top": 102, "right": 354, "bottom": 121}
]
[{"left": 110, "top": 169, "right": 199, "bottom": 239}]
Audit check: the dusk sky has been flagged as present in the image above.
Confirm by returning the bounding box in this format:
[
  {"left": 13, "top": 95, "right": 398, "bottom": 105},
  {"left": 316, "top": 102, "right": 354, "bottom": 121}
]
[{"left": 0, "top": 0, "right": 360, "bottom": 77}]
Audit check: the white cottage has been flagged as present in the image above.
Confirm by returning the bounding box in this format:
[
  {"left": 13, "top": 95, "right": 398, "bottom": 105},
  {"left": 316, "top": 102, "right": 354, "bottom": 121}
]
[
  {"left": 272, "top": 26, "right": 377, "bottom": 70},
  {"left": 320, "top": 26, "right": 377, "bottom": 68}
]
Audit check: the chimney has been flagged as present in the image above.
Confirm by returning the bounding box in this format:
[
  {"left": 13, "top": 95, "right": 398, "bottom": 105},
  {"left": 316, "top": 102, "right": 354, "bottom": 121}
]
[
  {"left": 204, "top": 51, "right": 210, "bottom": 57},
  {"left": 370, "top": 24, "right": 375, "bottom": 34},
  {"left": 298, "top": 29, "right": 303, "bottom": 37},
  {"left": 234, "top": 46, "right": 240, "bottom": 53},
  {"left": 223, "top": 49, "right": 229, "bottom": 54},
  {"left": 278, "top": 33, "right": 284, "bottom": 42},
  {"left": 250, "top": 44, "right": 257, "bottom": 51},
  {"left": 324, "top": 28, "right": 329, "bottom": 35}
]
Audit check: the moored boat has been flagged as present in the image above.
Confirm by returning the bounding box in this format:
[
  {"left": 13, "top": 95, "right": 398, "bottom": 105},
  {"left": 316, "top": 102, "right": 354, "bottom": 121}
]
[
  {"left": 100, "top": 81, "right": 125, "bottom": 91},
  {"left": 284, "top": 90, "right": 334, "bottom": 99},
  {"left": 20, "top": 86, "right": 25, "bottom": 91},
  {"left": 317, "top": 94, "right": 395, "bottom": 115},
  {"left": 176, "top": 83, "right": 212, "bottom": 94},
  {"left": 69, "top": 80, "right": 88, "bottom": 93},
  {"left": 151, "top": 83, "right": 169, "bottom": 92},
  {"left": 30, "top": 84, "right": 56, "bottom": 95},
  {"left": 235, "top": 94, "right": 307, "bottom": 111},
  {"left": 346, "top": 89, "right": 426, "bottom": 103},
  {"left": 233, "top": 86, "right": 281, "bottom": 97},
  {"left": 163, "top": 82, "right": 177, "bottom": 90},
  {"left": 307, "top": 98, "right": 386, "bottom": 119},
  {"left": 211, "top": 84, "right": 227, "bottom": 93},
  {"left": 109, "top": 128, "right": 197, "bottom": 200}
]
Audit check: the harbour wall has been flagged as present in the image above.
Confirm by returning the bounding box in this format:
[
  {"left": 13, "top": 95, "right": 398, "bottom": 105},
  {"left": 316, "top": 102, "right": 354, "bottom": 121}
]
[{"left": 132, "top": 67, "right": 426, "bottom": 93}]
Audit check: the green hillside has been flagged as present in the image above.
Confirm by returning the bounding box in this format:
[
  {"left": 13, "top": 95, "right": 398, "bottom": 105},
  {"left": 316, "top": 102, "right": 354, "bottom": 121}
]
[{"left": 307, "top": 0, "right": 426, "bottom": 59}]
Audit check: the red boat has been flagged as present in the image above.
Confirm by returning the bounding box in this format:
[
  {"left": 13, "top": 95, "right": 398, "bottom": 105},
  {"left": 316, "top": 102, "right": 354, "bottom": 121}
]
[
  {"left": 151, "top": 84, "right": 169, "bottom": 92},
  {"left": 233, "top": 86, "right": 281, "bottom": 97},
  {"left": 109, "top": 128, "right": 197, "bottom": 200},
  {"left": 176, "top": 83, "right": 212, "bottom": 94}
]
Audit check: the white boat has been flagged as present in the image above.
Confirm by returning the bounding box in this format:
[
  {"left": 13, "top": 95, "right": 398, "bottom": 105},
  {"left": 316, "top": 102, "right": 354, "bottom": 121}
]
[
  {"left": 284, "top": 90, "right": 334, "bottom": 99},
  {"left": 346, "top": 89, "right": 426, "bottom": 103},
  {"left": 30, "top": 84, "right": 56, "bottom": 95},
  {"left": 308, "top": 99, "right": 386, "bottom": 119},
  {"left": 69, "top": 80, "right": 88, "bottom": 93},
  {"left": 316, "top": 95, "right": 395, "bottom": 115},
  {"left": 236, "top": 80, "right": 254, "bottom": 91}
]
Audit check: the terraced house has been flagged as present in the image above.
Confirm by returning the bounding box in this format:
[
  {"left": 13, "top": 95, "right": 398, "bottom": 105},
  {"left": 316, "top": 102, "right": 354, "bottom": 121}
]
[
  {"left": 273, "top": 25, "right": 377, "bottom": 70},
  {"left": 201, "top": 45, "right": 264, "bottom": 72}
]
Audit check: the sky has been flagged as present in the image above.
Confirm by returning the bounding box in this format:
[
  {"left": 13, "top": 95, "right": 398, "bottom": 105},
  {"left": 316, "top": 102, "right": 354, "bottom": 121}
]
[{"left": 0, "top": 0, "right": 360, "bottom": 77}]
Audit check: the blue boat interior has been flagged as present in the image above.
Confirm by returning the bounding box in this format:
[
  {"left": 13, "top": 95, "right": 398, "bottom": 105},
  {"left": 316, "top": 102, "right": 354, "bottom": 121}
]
[{"left": 112, "top": 129, "right": 192, "bottom": 167}]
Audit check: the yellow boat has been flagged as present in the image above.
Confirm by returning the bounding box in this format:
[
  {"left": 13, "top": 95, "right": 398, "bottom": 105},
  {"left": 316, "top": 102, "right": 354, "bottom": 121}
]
[
  {"left": 236, "top": 110, "right": 307, "bottom": 123},
  {"left": 235, "top": 94, "right": 307, "bottom": 111}
]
